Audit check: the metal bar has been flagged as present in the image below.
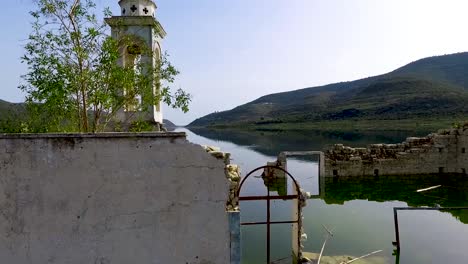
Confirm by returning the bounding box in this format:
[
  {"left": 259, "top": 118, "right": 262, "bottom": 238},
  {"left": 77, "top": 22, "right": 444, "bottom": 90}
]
[
  {"left": 281, "top": 151, "right": 323, "bottom": 156},
  {"left": 241, "top": 220, "right": 298, "bottom": 226},
  {"left": 392, "top": 208, "right": 400, "bottom": 251},
  {"left": 239, "top": 195, "right": 299, "bottom": 201},
  {"left": 296, "top": 187, "right": 302, "bottom": 264},
  {"left": 393, "top": 206, "right": 468, "bottom": 251},
  {"left": 394, "top": 207, "right": 468, "bottom": 210},
  {"left": 237, "top": 165, "right": 300, "bottom": 198},
  {"left": 267, "top": 186, "right": 271, "bottom": 264}
]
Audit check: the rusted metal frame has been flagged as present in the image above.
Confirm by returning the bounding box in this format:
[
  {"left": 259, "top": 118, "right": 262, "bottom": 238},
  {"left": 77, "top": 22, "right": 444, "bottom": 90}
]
[
  {"left": 267, "top": 185, "right": 271, "bottom": 264},
  {"left": 393, "top": 208, "right": 400, "bottom": 251},
  {"left": 237, "top": 165, "right": 302, "bottom": 264},
  {"left": 239, "top": 195, "right": 298, "bottom": 201},
  {"left": 236, "top": 165, "right": 302, "bottom": 199},
  {"left": 393, "top": 206, "right": 468, "bottom": 251},
  {"left": 241, "top": 220, "right": 298, "bottom": 226}
]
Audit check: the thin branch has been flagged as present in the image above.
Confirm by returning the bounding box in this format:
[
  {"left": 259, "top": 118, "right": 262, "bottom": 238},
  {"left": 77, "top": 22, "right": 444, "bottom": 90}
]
[
  {"left": 322, "top": 224, "right": 334, "bottom": 237},
  {"left": 341, "top": 250, "right": 383, "bottom": 264},
  {"left": 317, "top": 224, "right": 336, "bottom": 264},
  {"left": 417, "top": 185, "right": 442, "bottom": 193},
  {"left": 317, "top": 234, "right": 331, "bottom": 264},
  {"left": 69, "top": 0, "right": 80, "bottom": 16}
]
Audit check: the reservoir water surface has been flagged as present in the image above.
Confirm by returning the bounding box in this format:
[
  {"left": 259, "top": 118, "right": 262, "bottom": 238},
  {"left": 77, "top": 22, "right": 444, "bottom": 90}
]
[{"left": 178, "top": 128, "right": 468, "bottom": 264}]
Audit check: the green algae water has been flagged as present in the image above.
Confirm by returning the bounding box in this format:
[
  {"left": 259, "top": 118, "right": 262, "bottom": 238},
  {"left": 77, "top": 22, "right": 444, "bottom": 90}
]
[{"left": 178, "top": 128, "right": 468, "bottom": 264}]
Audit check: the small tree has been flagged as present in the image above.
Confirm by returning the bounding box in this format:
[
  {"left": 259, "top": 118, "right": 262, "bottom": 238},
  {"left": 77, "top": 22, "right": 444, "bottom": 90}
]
[{"left": 20, "top": 0, "right": 191, "bottom": 132}]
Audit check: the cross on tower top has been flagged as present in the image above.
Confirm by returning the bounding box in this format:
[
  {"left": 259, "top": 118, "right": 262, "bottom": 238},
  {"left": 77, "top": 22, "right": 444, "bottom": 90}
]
[{"left": 118, "top": 0, "right": 157, "bottom": 16}]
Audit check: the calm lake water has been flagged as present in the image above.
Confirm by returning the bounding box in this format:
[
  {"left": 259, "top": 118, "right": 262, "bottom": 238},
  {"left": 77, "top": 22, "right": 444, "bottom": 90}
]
[{"left": 177, "top": 128, "right": 468, "bottom": 264}]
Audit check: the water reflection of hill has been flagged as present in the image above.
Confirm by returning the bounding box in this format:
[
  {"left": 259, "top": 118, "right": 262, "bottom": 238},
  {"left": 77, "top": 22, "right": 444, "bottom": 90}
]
[
  {"left": 323, "top": 175, "right": 468, "bottom": 223},
  {"left": 188, "top": 128, "right": 430, "bottom": 157}
]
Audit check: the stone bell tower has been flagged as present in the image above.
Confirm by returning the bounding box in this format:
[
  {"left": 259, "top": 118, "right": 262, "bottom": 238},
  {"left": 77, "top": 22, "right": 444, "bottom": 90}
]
[{"left": 105, "top": 0, "right": 167, "bottom": 128}]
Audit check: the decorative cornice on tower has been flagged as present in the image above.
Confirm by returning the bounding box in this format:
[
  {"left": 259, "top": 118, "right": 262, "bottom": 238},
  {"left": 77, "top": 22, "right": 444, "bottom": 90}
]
[{"left": 105, "top": 16, "right": 167, "bottom": 39}]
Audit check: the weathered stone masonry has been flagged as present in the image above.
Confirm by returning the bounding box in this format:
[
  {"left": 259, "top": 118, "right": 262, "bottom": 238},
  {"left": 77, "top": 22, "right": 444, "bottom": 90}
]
[{"left": 325, "top": 128, "right": 468, "bottom": 177}]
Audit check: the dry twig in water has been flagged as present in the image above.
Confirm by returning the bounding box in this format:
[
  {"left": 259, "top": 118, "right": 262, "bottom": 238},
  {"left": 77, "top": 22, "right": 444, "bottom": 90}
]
[
  {"left": 417, "top": 185, "right": 442, "bottom": 192},
  {"left": 317, "top": 225, "right": 334, "bottom": 264},
  {"left": 340, "top": 250, "right": 383, "bottom": 264}
]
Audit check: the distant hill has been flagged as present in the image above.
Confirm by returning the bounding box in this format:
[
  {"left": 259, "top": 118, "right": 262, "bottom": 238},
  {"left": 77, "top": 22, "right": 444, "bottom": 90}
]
[
  {"left": 163, "top": 119, "right": 176, "bottom": 127},
  {"left": 0, "top": 100, "right": 26, "bottom": 119},
  {"left": 0, "top": 100, "right": 27, "bottom": 133},
  {"left": 189, "top": 52, "right": 468, "bottom": 128},
  {"left": 163, "top": 119, "right": 177, "bottom": 131},
  {"left": 389, "top": 52, "right": 468, "bottom": 88}
]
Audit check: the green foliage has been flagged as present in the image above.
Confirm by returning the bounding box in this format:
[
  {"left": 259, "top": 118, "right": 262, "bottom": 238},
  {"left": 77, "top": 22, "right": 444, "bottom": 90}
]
[
  {"left": 0, "top": 119, "right": 23, "bottom": 133},
  {"left": 0, "top": 102, "right": 29, "bottom": 133},
  {"left": 455, "top": 121, "right": 468, "bottom": 130},
  {"left": 453, "top": 122, "right": 462, "bottom": 129},
  {"left": 0, "top": 102, "right": 66, "bottom": 133},
  {"left": 19, "top": 0, "right": 191, "bottom": 133},
  {"left": 129, "top": 120, "right": 154, "bottom": 132}
]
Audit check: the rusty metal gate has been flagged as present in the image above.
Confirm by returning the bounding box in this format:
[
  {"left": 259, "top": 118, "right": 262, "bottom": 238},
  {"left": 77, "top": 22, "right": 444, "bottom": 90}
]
[{"left": 237, "top": 165, "right": 303, "bottom": 264}]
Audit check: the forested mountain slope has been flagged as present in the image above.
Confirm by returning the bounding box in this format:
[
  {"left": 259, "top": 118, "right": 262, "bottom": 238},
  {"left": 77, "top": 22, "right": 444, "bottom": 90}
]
[{"left": 189, "top": 52, "right": 468, "bottom": 127}]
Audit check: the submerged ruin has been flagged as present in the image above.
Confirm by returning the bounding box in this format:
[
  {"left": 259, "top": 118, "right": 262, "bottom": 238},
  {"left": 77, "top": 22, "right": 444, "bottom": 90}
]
[{"left": 325, "top": 127, "right": 468, "bottom": 177}]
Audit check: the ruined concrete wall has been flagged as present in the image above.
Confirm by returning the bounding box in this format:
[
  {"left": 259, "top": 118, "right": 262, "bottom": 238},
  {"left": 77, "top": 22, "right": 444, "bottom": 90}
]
[
  {"left": 0, "top": 133, "right": 230, "bottom": 264},
  {"left": 457, "top": 130, "right": 468, "bottom": 175},
  {"left": 325, "top": 128, "right": 468, "bottom": 177}
]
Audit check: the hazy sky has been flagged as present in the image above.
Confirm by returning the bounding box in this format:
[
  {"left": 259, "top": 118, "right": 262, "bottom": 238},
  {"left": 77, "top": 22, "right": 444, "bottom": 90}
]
[{"left": 2, "top": 0, "right": 468, "bottom": 125}]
